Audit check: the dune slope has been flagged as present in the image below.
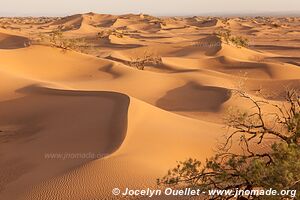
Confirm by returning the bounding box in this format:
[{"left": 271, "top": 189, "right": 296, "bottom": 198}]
[{"left": 0, "top": 14, "right": 299, "bottom": 200}]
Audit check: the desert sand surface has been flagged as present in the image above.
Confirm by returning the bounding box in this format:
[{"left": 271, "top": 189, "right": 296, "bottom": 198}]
[{"left": 0, "top": 13, "right": 300, "bottom": 200}]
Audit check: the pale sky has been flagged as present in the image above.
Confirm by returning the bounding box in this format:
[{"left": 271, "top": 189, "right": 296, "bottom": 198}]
[{"left": 0, "top": 0, "right": 299, "bottom": 16}]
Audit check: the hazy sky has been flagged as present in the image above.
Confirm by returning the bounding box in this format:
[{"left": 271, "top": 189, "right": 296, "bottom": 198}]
[{"left": 1, "top": 0, "right": 299, "bottom": 16}]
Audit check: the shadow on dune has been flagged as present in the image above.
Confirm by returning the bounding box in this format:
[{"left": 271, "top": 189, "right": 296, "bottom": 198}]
[
  {"left": 264, "top": 56, "right": 300, "bottom": 67},
  {"left": 0, "top": 85, "right": 130, "bottom": 194},
  {"left": 162, "top": 26, "right": 189, "bottom": 31},
  {"left": 209, "top": 56, "right": 275, "bottom": 79},
  {"left": 172, "top": 35, "right": 222, "bottom": 57},
  {"left": 252, "top": 44, "right": 300, "bottom": 51},
  {"left": 194, "top": 19, "right": 219, "bottom": 28},
  {"left": 106, "top": 55, "right": 200, "bottom": 73},
  {"left": 98, "top": 63, "right": 122, "bottom": 78},
  {"left": 2, "top": 85, "right": 130, "bottom": 155},
  {"left": 156, "top": 82, "right": 231, "bottom": 112},
  {"left": 129, "top": 34, "right": 172, "bottom": 40},
  {"left": 84, "top": 36, "right": 144, "bottom": 49},
  {"left": 104, "top": 37, "right": 145, "bottom": 48},
  {"left": 0, "top": 33, "right": 30, "bottom": 49}
]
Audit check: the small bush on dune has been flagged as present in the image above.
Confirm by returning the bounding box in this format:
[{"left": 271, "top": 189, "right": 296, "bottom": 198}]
[
  {"left": 216, "top": 29, "right": 231, "bottom": 43},
  {"left": 252, "top": 55, "right": 265, "bottom": 63},
  {"left": 33, "top": 29, "right": 87, "bottom": 52},
  {"left": 49, "top": 29, "right": 77, "bottom": 50},
  {"left": 215, "top": 29, "right": 249, "bottom": 48},
  {"left": 230, "top": 36, "right": 249, "bottom": 48},
  {"left": 271, "top": 23, "right": 281, "bottom": 28},
  {"left": 129, "top": 50, "right": 162, "bottom": 70},
  {"left": 97, "top": 29, "right": 124, "bottom": 38},
  {"left": 220, "top": 17, "right": 230, "bottom": 25}
]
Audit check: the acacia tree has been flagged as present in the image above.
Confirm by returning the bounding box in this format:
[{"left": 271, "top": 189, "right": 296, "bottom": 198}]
[{"left": 158, "top": 89, "right": 300, "bottom": 200}]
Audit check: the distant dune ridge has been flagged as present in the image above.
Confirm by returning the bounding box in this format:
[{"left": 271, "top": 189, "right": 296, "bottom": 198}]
[{"left": 0, "top": 13, "right": 300, "bottom": 199}]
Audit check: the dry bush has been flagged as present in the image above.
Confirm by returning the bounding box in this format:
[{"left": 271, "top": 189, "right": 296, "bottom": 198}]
[
  {"left": 32, "top": 29, "right": 87, "bottom": 52},
  {"left": 271, "top": 23, "right": 281, "bottom": 28},
  {"left": 148, "top": 18, "right": 166, "bottom": 26},
  {"left": 230, "top": 36, "right": 249, "bottom": 48},
  {"left": 97, "top": 29, "right": 124, "bottom": 38},
  {"left": 129, "top": 50, "right": 162, "bottom": 70},
  {"left": 252, "top": 55, "right": 265, "bottom": 63},
  {"left": 158, "top": 89, "right": 300, "bottom": 200},
  {"left": 220, "top": 17, "right": 230, "bottom": 25},
  {"left": 216, "top": 29, "right": 249, "bottom": 48},
  {"left": 141, "top": 14, "right": 165, "bottom": 25}
]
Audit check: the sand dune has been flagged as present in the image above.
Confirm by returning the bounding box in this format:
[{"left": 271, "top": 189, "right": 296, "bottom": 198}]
[
  {"left": 20, "top": 92, "right": 223, "bottom": 200},
  {"left": 0, "top": 32, "right": 29, "bottom": 49},
  {"left": 49, "top": 13, "right": 117, "bottom": 34},
  {"left": 188, "top": 18, "right": 224, "bottom": 28},
  {"left": 156, "top": 81, "right": 231, "bottom": 112},
  {"left": 0, "top": 45, "right": 113, "bottom": 81},
  {"left": 207, "top": 56, "right": 300, "bottom": 79},
  {"left": 50, "top": 14, "right": 82, "bottom": 27},
  {"left": 0, "top": 13, "right": 299, "bottom": 200},
  {"left": 0, "top": 85, "right": 129, "bottom": 199}
]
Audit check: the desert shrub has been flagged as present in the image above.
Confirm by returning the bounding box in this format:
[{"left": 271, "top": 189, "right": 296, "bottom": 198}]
[
  {"left": 252, "top": 55, "right": 265, "bottom": 63},
  {"left": 129, "top": 50, "right": 162, "bottom": 70},
  {"left": 271, "top": 23, "right": 281, "bottom": 28},
  {"left": 158, "top": 89, "right": 300, "bottom": 200},
  {"left": 49, "top": 29, "right": 72, "bottom": 49},
  {"left": 33, "top": 29, "right": 86, "bottom": 52},
  {"left": 140, "top": 14, "right": 165, "bottom": 26},
  {"left": 230, "top": 36, "right": 249, "bottom": 48},
  {"left": 216, "top": 29, "right": 249, "bottom": 48},
  {"left": 220, "top": 17, "right": 230, "bottom": 25},
  {"left": 147, "top": 18, "right": 166, "bottom": 26},
  {"left": 97, "top": 29, "right": 123, "bottom": 38},
  {"left": 215, "top": 29, "right": 232, "bottom": 43}
]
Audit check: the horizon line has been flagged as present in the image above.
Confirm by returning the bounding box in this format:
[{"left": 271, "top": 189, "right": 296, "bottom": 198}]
[{"left": 1, "top": 10, "right": 300, "bottom": 18}]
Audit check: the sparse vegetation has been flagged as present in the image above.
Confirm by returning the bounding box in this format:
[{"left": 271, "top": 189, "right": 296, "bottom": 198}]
[
  {"left": 271, "top": 23, "right": 281, "bottom": 28},
  {"left": 129, "top": 50, "right": 163, "bottom": 70},
  {"left": 220, "top": 17, "right": 230, "bottom": 25},
  {"left": 230, "top": 36, "right": 249, "bottom": 48},
  {"left": 149, "top": 18, "right": 166, "bottom": 26},
  {"left": 97, "top": 29, "right": 124, "bottom": 38},
  {"left": 33, "top": 29, "right": 87, "bottom": 52},
  {"left": 0, "top": 17, "right": 58, "bottom": 26},
  {"left": 216, "top": 29, "right": 249, "bottom": 48},
  {"left": 158, "top": 89, "right": 300, "bottom": 199},
  {"left": 49, "top": 29, "right": 83, "bottom": 50},
  {"left": 252, "top": 55, "right": 265, "bottom": 63},
  {"left": 140, "top": 14, "right": 166, "bottom": 26}
]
